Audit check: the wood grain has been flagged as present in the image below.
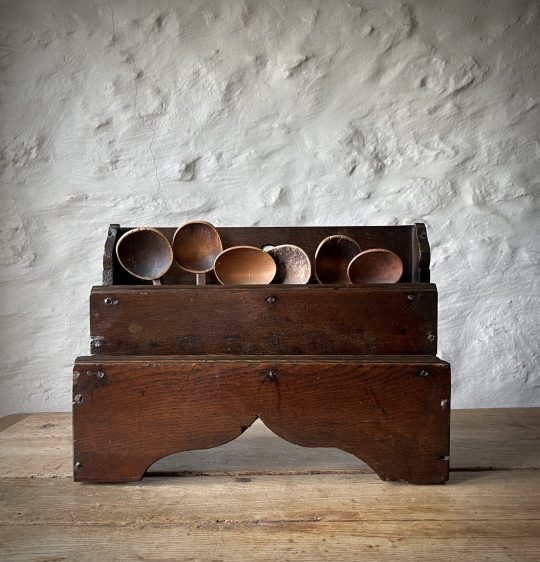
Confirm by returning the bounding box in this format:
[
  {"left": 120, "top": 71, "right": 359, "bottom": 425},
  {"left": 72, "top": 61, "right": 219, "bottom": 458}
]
[
  {"left": 414, "top": 222, "right": 431, "bottom": 283},
  {"left": 90, "top": 284, "right": 438, "bottom": 355},
  {"left": 73, "top": 355, "right": 450, "bottom": 483},
  {"left": 2, "top": 471, "right": 540, "bottom": 560},
  {"left": 1, "top": 520, "right": 539, "bottom": 562},
  {"left": 1, "top": 471, "right": 540, "bottom": 525},
  {"left": 115, "top": 227, "right": 173, "bottom": 282},
  {"left": 102, "top": 223, "right": 119, "bottom": 285},
  {"left": 172, "top": 220, "right": 223, "bottom": 274},
  {"left": 1, "top": 410, "right": 539, "bottom": 561},
  {"left": 451, "top": 407, "right": 540, "bottom": 470},
  {"left": 314, "top": 234, "right": 360, "bottom": 283},
  {"left": 214, "top": 245, "right": 277, "bottom": 285},
  {"left": 1, "top": 472, "right": 540, "bottom": 561}
]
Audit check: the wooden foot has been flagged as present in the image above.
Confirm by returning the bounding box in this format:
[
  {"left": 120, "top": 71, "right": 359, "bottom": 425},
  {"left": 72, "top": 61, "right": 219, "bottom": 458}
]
[
  {"left": 73, "top": 356, "right": 450, "bottom": 483},
  {"left": 258, "top": 361, "right": 450, "bottom": 484}
]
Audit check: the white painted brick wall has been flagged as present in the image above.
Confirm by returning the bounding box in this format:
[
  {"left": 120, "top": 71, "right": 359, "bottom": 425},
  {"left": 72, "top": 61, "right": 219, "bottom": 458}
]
[{"left": 0, "top": 0, "right": 539, "bottom": 414}]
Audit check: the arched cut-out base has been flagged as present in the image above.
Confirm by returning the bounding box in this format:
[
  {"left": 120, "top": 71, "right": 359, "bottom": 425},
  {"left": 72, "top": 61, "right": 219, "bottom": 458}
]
[
  {"left": 147, "top": 418, "right": 364, "bottom": 475},
  {"left": 73, "top": 355, "right": 450, "bottom": 484}
]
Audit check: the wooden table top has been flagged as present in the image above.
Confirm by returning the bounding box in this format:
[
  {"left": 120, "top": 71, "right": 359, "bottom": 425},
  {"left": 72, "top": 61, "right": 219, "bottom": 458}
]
[{"left": 0, "top": 408, "right": 539, "bottom": 561}]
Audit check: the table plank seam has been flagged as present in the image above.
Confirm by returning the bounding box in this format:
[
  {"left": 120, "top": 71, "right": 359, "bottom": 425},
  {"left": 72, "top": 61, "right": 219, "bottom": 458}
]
[{"left": 2, "top": 518, "right": 540, "bottom": 528}]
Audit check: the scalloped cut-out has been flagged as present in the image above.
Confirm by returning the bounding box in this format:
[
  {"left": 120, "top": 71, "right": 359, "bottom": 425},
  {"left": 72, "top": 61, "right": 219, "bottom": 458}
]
[{"left": 147, "top": 418, "right": 367, "bottom": 476}]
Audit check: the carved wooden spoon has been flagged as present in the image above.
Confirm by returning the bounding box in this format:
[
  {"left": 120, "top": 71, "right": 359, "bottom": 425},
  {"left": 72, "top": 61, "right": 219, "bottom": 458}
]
[
  {"left": 116, "top": 227, "right": 173, "bottom": 285},
  {"left": 172, "top": 221, "right": 223, "bottom": 285},
  {"left": 214, "top": 246, "right": 277, "bottom": 285},
  {"left": 314, "top": 235, "right": 360, "bottom": 284},
  {"left": 265, "top": 244, "right": 311, "bottom": 284},
  {"left": 347, "top": 248, "right": 403, "bottom": 284}
]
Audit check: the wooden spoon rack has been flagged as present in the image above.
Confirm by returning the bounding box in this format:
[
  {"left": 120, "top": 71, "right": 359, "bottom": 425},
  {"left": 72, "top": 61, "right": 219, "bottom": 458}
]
[{"left": 73, "top": 224, "right": 450, "bottom": 483}]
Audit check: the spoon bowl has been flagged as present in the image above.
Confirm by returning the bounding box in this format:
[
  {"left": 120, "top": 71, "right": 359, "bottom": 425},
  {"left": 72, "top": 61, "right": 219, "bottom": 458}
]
[
  {"left": 347, "top": 248, "right": 403, "bottom": 284},
  {"left": 116, "top": 227, "right": 173, "bottom": 284},
  {"left": 314, "top": 235, "right": 360, "bottom": 284},
  {"left": 214, "top": 246, "right": 277, "bottom": 285},
  {"left": 172, "top": 221, "right": 223, "bottom": 274},
  {"left": 266, "top": 244, "right": 311, "bottom": 284}
]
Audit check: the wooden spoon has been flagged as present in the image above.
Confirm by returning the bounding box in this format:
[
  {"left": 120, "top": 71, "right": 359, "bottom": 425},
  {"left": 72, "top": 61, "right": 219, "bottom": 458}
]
[
  {"left": 266, "top": 244, "right": 311, "bottom": 284},
  {"left": 314, "top": 235, "right": 360, "bottom": 284},
  {"left": 347, "top": 248, "right": 403, "bottom": 284},
  {"left": 116, "top": 227, "right": 173, "bottom": 285},
  {"left": 172, "top": 221, "right": 223, "bottom": 285},
  {"left": 214, "top": 246, "right": 277, "bottom": 285}
]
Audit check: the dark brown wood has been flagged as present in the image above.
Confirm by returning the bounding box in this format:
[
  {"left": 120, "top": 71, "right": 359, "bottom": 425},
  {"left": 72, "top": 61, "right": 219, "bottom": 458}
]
[
  {"left": 102, "top": 224, "right": 120, "bottom": 286},
  {"left": 90, "top": 284, "right": 438, "bottom": 356},
  {"left": 116, "top": 227, "right": 173, "bottom": 282},
  {"left": 414, "top": 223, "right": 431, "bottom": 283},
  {"left": 73, "top": 355, "right": 450, "bottom": 483},
  {"left": 108, "top": 226, "right": 429, "bottom": 285},
  {"left": 79, "top": 223, "right": 445, "bottom": 485}
]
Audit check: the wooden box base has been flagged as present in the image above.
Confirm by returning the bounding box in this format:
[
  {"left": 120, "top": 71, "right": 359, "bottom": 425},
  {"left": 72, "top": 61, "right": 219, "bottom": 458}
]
[{"left": 73, "top": 355, "right": 450, "bottom": 484}]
